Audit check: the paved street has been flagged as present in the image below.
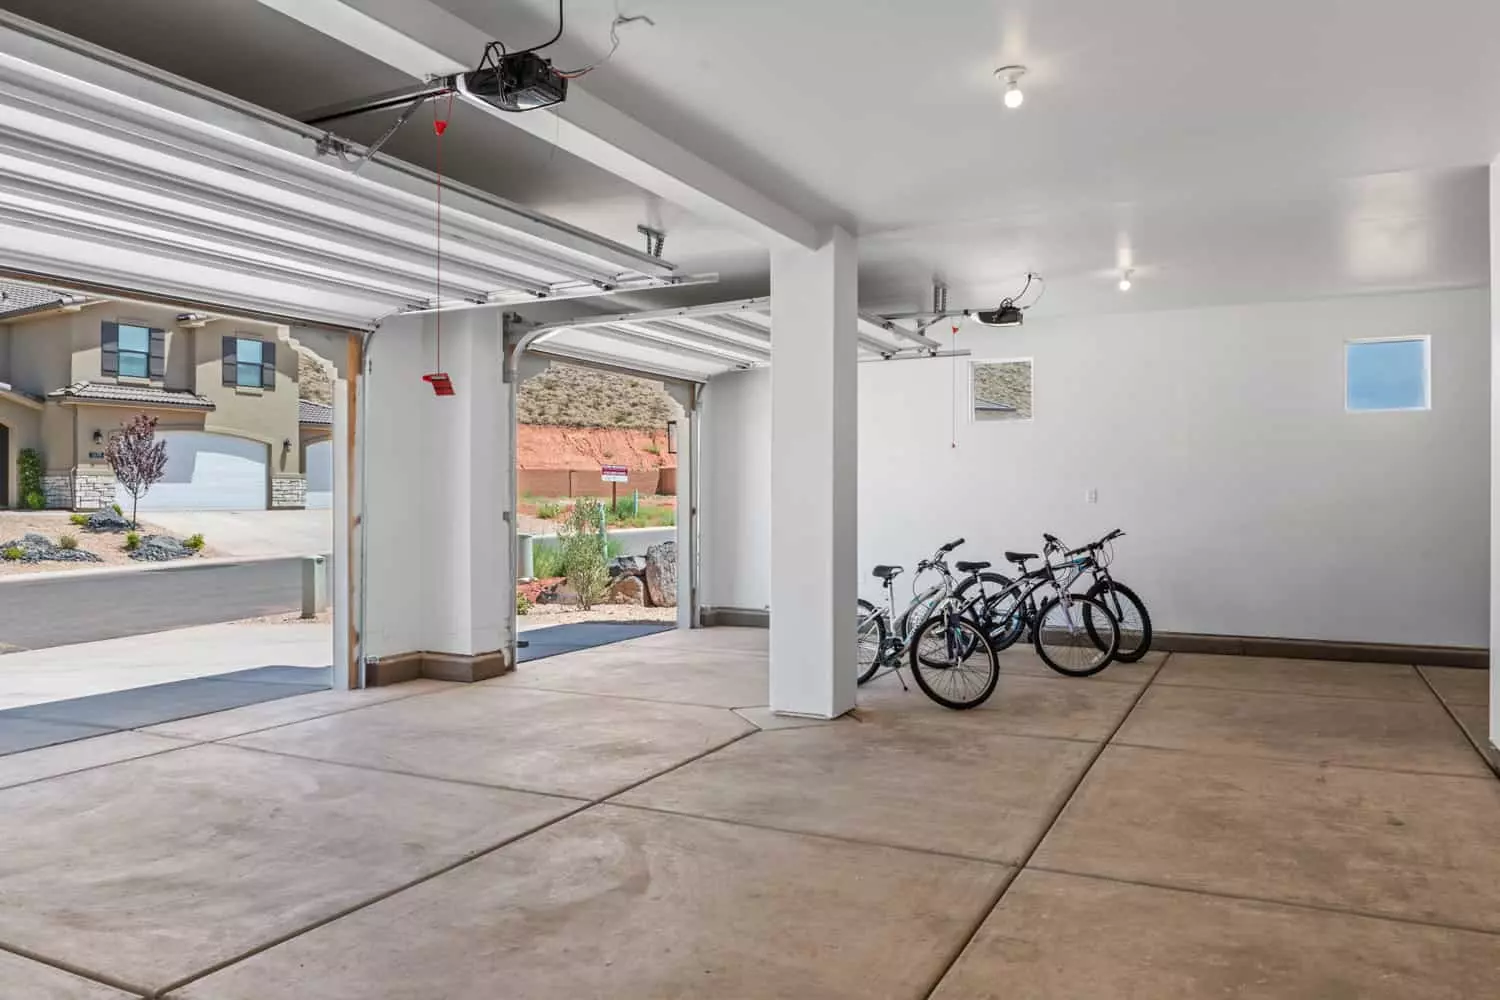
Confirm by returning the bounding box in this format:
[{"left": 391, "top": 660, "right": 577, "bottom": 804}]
[{"left": 0, "top": 558, "right": 305, "bottom": 652}]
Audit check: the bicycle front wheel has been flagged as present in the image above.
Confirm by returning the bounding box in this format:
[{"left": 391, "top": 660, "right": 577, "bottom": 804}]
[
  {"left": 1034, "top": 595, "right": 1119, "bottom": 677},
  {"left": 856, "top": 599, "right": 886, "bottom": 685},
  {"left": 909, "top": 611, "right": 1000, "bottom": 709},
  {"left": 1085, "top": 580, "right": 1153, "bottom": 662}
]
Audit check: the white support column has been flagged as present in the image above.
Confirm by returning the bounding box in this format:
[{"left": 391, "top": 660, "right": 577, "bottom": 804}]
[
  {"left": 359, "top": 310, "right": 514, "bottom": 684},
  {"left": 419, "top": 310, "right": 512, "bottom": 674},
  {"left": 676, "top": 390, "right": 697, "bottom": 628},
  {"left": 331, "top": 373, "right": 352, "bottom": 690},
  {"left": 1489, "top": 159, "right": 1500, "bottom": 752},
  {"left": 769, "top": 226, "right": 858, "bottom": 718}
]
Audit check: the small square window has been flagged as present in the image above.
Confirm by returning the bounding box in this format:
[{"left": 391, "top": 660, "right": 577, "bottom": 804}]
[
  {"left": 236, "top": 338, "right": 264, "bottom": 388},
  {"left": 117, "top": 324, "right": 150, "bottom": 379},
  {"left": 1346, "top": 337, "right": 1429, "bottom": 412}
]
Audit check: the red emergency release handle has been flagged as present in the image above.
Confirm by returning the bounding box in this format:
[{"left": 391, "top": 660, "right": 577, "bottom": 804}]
[{"left": 423, "top": 372, "right": 455, "bottom": 396}]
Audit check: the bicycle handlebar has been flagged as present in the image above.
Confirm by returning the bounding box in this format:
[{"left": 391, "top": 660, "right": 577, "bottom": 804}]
[{"left": 938, "top": 538, "right": 965, "bottom": 554}]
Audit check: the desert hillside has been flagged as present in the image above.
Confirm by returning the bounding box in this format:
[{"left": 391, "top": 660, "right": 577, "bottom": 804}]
[{"left": 518, "top": 363, "right": 682, "bottom": 429}]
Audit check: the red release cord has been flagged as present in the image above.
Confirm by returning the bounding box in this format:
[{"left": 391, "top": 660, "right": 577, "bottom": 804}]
[{"left": 432, "top": 93, "right": 454, "bottom": 370}]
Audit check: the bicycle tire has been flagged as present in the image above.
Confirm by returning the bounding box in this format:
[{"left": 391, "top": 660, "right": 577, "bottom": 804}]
[
  {"left": 856, "top": 598, "right": 886, "bottom": 685},
  {"left": 1033, "top": 594, "right": 1119, "bottom": 677},
  {"left": 908, "top": 609, "right": 1000, "bottom": 709},
  {"left": 1085, "top": 580, "right": 1153, "bottom": 663},
  {"left": 953, "top": 572, "right": 1026, "bottom": 651}
]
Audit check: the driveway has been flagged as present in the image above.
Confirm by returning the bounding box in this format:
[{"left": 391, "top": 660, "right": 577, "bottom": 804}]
[
  {"left": 143, "top": 509, "right": 331, "bottom": 556},
  {"left": 0, "top": 557, "right": 308, "bottom": 652}
]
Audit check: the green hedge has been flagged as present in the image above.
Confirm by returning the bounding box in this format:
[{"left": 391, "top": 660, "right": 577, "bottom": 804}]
[{"left": 17, "top": 448, "right": 44, "bottom": 510}]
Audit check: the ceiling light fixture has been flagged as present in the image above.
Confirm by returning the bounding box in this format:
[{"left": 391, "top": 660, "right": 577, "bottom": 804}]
[
  {"left": 1118, "top": 269, "right": 1133, "bottom": 292},
  {"left": 995, "top": 65, "right": 1027, "bottom": 109}
]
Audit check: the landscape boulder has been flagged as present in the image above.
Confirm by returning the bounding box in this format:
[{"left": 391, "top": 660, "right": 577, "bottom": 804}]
[
  {"left": 130, "top": 535, "right": 195, "bottom": 562},
  {"left": 85, "top": 508, "right": 131, "bottom": 533},
  {"left": 644, "top": 540, "right": 677, "bottom": 607},
  {"left": 607, "top": 575, "right": 645, "bottom": 605},
  {"left": 608, "top": 555, "right": 646, "bottom": 579},
  {"left": 535, "top": 580, "right": 579, "bottom": 606},
  {"left": 1, "top": 533, "right": 102, "bottom": 564}
]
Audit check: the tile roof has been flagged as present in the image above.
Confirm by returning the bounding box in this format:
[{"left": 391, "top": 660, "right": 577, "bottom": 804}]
[
  {"left": 0, "top": 281, "right": 70, "bottom": 319},
  {"left": 48, "top": 381, "right": 216, "bottom": 411},
  {"left": 299, "top": 399, "right": 334, "bottom": 425},
  {"left": 0, "top": 381, "right": 45, "bottom": 406}
]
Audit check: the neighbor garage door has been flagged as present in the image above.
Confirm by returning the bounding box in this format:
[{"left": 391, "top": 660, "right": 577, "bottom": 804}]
[
  {"left": 305, "top": 439, "right": 333, "bottom": 509},
  {"left": 120, "top": 431, "right": 268, "bottom": 511}
]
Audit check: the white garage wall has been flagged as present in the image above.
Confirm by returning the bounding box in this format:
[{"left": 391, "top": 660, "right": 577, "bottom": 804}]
[
  {"left": 700, "top": 368, "right": 774, "bottom": 612},
  {"left": 700, "top": 287, "right": 1491, "bottom": 648}
]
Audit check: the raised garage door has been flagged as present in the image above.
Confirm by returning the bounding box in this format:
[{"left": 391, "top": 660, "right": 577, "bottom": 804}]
[
  {"left": 120, "top": 431, "right": 268, "bottom": 511},
  {"left": 305, "top": 440, "right": 333, "bottom": 509}
]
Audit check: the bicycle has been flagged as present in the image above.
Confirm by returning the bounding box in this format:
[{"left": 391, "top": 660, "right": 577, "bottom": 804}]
[
  {"left": 950, "top": 538, "right": 1122, "bottom": 677},
  {"left": 856, "top": 539, "right": 1001, "bottom": 709},
  {"left": 1055, "top": 530, "right": 1152, "bottom": 662}
]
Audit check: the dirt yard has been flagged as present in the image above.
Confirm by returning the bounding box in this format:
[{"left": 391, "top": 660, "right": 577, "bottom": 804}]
[{"left": 0, "top": 511, "right": 218, "bottom": 576}]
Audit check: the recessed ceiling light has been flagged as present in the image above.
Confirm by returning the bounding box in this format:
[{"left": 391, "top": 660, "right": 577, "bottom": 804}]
[
  {"left": 994, "top": 65, "right": 1026, "bottom": 109},
  {"left": 1118, "top": 269, "right": 1133, "bottom": 292}
]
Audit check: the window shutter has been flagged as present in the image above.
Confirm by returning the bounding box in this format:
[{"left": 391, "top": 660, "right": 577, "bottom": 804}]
[
  {"left": 148, "top": 328, "right": 166, "bottom": 380},
  {"left": 222, "top": 335, "right": 236, "bottom": 386},
  {"left": 260, "top": 341, "right": 277, "bottom": 390},
  {"left": 100, "top": 322, "right": 119, "bottom": 377}
]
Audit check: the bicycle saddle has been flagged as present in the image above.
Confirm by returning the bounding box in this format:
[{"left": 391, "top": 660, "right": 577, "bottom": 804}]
[
  {"left": 955, "top": 560, "right": 991, "bottom": 573},
  {"left": 871, "top": 564, "right": 903, "bottom": 581},
  {"left": 1004, "top": 551, "right": 1038, "bottom": 564}
]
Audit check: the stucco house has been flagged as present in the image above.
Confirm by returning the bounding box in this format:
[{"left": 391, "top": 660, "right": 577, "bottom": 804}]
[{"left": 0, "top": 283, "right": 333, "bottom": 511}]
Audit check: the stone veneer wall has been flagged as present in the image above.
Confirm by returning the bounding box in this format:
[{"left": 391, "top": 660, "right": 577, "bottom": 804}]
[
  {"left": 72, "top": 471, "right": 117, "bottom": 511},
  {"left": 271, "top": 475, "right": 307, "bottom": 509},
  {"left": 40, "top": 471, "right": 117, "bottom": 511},
  {"left": 41, "top": 474, "right": 72, "bottom": 510}
]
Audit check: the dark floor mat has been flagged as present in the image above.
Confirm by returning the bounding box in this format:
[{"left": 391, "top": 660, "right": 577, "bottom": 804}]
[
  {"left": 0, "top": 716, "right": 117, "bottom": 756},
  {"left": 0, "top": 668, "right": 330, "bottom": 756},
  {"left": 518, "top": 622, "right": 674, "bottom": 663},
  {"left": 208, "top": 665, "right": 334, "bottom": 686}
]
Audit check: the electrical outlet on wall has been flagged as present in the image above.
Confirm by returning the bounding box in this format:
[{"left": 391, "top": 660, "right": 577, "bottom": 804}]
[{"left": 1086, "top": 488, "right": 1098, "bottom": 504}]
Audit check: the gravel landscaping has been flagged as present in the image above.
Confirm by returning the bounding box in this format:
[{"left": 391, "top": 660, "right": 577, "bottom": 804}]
[{"left": 0, "top": 512, "right": 216, "bottom": 575}]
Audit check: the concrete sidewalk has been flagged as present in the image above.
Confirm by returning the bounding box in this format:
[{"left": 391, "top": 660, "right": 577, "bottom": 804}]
[{"left": 0, "top": 620, "right": 332, "bottom": 711}]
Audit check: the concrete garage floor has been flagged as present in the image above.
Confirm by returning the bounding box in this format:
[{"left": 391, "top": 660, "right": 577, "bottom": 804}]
[{"left": 0, "top": 630, "right": 1496, "bottom": 998}]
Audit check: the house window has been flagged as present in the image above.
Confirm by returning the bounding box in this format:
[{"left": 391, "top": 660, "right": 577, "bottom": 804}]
[
  {"left": 1346, "top": 337, "right": 1429, "bottom": 412},
  {"left": 116, "top": 324, "right": 151, "bottom": 378},
  {"left": 223, "top": 335, "right": 275, "bottom": 389},
  {"left": 236, "top": 338, "right": 264, "bottom": 388},
  {"left": 971, "top": 360, "right": 1033, "bottom": 421}
]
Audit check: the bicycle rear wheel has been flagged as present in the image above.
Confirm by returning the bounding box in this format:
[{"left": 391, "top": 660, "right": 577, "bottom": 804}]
[
  {"left": 1085, "top": 580, "right": 1153, "bottom": 662},
  {"left": 1034, "top": 594, "right": 1119, "bottom": 677},
  {"left": 909, "top": 610, "right": 1000, "bottom": 709},
  {"left": 856, "top": 599, "right": 886, "bottom": 685}
]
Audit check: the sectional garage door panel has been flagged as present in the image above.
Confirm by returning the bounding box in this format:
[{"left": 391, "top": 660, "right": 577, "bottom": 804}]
[
  {"left": 120, "top": 431, "right": 268, "bottom": 511},
  {"left": 304, "top": 439, "right": 333, "bottom": 510}
]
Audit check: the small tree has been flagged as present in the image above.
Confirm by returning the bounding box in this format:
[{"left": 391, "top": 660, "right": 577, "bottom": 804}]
[
  {"left": 106, "top": 415, "right": 167, "bottom": 528},
  {"left": 559, "top": 497, "right": 610, "bottom": 610}
]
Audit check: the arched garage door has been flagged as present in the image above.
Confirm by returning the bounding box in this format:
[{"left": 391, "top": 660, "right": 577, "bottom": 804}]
[
  {"left": 119, "top": 431, "right": 268, "bottom": 511},
  {"left": 305, "top": 439, "right": 333, "bottom": 510}
]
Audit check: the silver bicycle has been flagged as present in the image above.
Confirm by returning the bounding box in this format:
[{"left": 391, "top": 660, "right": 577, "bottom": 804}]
[{"left": 856, "top": 539, "right": 1001, "bottom": 710}]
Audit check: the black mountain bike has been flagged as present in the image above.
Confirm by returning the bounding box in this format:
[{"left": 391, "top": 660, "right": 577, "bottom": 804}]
[
  {"left": 954, "top": 530, "right": 1152, "bottom": 665},
  {"left": 950, "top": 538, "right": 1122, "bottom": 677}
]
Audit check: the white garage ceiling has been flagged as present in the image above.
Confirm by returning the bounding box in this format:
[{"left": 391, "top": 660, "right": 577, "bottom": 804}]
[{"left": 1, "top": 0, "right": 1496, "bottom": 319}]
